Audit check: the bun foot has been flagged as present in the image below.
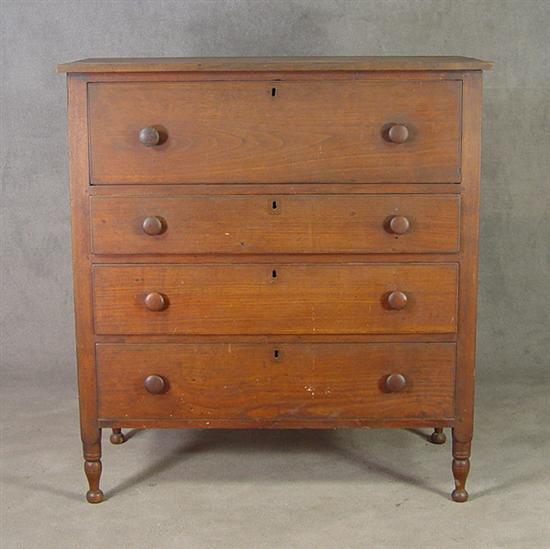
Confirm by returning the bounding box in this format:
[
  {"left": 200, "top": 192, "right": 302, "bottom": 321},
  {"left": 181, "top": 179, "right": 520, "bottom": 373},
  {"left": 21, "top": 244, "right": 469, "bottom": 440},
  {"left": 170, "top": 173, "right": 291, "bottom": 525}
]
[
  {"left": 110, "top": 428, "right": 125, "bottom": 445},
  {"left": 86, "top": 489, "right": 104, "bottom": 504},
  {"left": 430, "top": 428, "right": 446, "bottom": 444},
  {"left": 451, "top": 488, "right": 469, "bottom": 503}
]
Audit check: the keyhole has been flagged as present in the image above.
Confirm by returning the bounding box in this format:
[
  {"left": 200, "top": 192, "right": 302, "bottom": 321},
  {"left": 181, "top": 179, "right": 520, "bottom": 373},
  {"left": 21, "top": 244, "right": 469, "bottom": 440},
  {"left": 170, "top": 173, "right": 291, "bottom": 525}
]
[
  {"left": 272, "top": 200, "right": 278, "bottom": 210},
  {"left": 273, "top": 350, "right": 280, "bottom": 360},
  {"left": 271, "top": 87, "right": 277, "bottom": 97},
  {"left": 272, "top": 269, "right": 277, "bottom": 279}
]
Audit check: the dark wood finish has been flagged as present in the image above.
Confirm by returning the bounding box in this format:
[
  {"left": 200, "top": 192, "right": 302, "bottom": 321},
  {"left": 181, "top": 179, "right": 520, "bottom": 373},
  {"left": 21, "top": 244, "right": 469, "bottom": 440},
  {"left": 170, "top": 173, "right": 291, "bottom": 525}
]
[
  {"left": 93, "top": 264, "right": 458, "bottom": 335},
  {"left": 430, "top": 427, "right": 446, "bottom": 444},
  {"left": 88, "top": 80, "right": 461, "bottom": 184},
  {"left": 61, "top": 57, "right": 490, "bottom": 503},
  {"left": 84, "top": 456, "right": 103, "bottom": 503},
  {"left": 91, "top": 194, "right": 460, "bottom": 255},
  {"left": 452, "top": 455, "right": 470, "bottom": 502},
  {"left": 451, "top": 428, "right": 470, "bottom": 503},
  {"left": 109, "top": 427, "right": 125, "bottom": 444},
  {"left": 66, "top": 74, "right": 104, "bottom": 503},
  {"left": 451, "top": 71, "right": 483, "bottom": 504},
  {"left": 386, "top": 290, "right": 408, "bottom": 311},
  {"left": 384, "top": 373, "right": 407, "bottom": 393},
  {"left": 143, "top": 374, "right": 167, "bottom": 394},
  {"left": 97, "top": 343, "right": 455, "bottom": 420},
  {"left": 57, "top": 56, "right": 493, "bottom": 73}
]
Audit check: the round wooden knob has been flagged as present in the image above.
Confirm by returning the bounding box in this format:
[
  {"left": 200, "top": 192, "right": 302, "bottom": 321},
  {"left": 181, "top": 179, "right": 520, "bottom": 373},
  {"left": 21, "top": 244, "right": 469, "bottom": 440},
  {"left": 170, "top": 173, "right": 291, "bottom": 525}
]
[
  {"left": 139, "top": 126, "right": 161, "bottom": 147},
  {"left": 144, "top": 374, "right": 166, "bottom": 394},
  {"left": 387, "top": 291, "right": 408, "bottom": 310},
  {"left": 389, "top": 216, "right": 411, "bottom": 235},
  {"left": 144, "top": 292, "right": 167, "bottom": 312},
  {"left": 142, "top": 216, "right": 165, "bottom": 236},
  {"left": 385, "top": 373, "right": 407, "bottom": 393},
  {"left": 387, "top": 124, "right": 409, "bottom": 144}
]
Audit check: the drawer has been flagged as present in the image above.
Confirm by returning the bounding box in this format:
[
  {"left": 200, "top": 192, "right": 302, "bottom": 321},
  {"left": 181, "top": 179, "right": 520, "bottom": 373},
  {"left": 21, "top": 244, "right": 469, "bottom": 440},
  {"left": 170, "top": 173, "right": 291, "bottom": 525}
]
[
  {"left": 97, "top": 343, "right": 456, "bottom": 420},
  {"left": 91, "top": 194, "right": 460, "bottom": 255},
  {"left": 88, "top": 80, "right": 462, "bottom": 184},
  {"left": 93, "top": 264, "right": 458, "bottom": 335}
]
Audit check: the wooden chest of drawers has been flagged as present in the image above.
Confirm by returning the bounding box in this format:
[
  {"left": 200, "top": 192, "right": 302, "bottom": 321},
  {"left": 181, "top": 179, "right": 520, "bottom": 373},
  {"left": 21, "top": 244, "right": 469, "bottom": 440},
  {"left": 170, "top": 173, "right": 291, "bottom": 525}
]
[{"left": 58, "top": 56, "right": 492, "bottom": 503}]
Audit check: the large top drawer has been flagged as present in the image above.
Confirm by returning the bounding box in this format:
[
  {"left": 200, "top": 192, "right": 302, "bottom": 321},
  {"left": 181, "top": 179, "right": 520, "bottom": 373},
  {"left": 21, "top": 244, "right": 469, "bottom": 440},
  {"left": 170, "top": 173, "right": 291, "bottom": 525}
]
[{"left": 88, "top": 80, "right": 462, "bottom": 185}]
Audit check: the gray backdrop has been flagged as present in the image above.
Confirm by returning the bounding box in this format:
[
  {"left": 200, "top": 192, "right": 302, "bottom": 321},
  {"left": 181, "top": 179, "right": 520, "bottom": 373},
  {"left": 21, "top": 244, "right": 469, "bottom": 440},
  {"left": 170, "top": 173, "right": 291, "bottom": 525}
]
[{"left": 2, "top": 0, "right": 549, "bottom": 387}]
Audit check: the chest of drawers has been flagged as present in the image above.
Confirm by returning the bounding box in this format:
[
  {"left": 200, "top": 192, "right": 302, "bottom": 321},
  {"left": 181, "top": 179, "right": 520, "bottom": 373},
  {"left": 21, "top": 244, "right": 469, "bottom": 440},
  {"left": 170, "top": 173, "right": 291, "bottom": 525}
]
[{"left": 58, "top": 56, "right": 492, "bottom": 503}]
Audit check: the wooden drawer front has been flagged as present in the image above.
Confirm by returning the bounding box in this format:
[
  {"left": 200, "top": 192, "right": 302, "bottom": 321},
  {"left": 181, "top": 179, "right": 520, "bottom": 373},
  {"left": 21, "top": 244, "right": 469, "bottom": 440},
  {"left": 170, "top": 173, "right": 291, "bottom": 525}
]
[
  {"left": 97, "top": 343, "right": 456, "bottom": 420},
  {"left": 91, "top": 194, "right": 460, "bottom": 255},
  {"left": 88, "top": 81, "right": 461, "bottom": 184},
  {"left": 93, "top": 264, "right": 458, "bottom": 335}
]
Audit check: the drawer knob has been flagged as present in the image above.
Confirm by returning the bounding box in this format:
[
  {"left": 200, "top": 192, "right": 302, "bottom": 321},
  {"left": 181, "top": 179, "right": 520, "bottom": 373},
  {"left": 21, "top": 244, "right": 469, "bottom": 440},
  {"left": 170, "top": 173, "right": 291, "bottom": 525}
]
[
  {"left": 144, "top": 292, "right": 167, "bottom": 312},
  {"left": 139, "top": 126, "right": 161, "bottom": 147},
  {"left": 385, "top": 373, "right": 407, "bottom": 393},
  {"left": 387, "top": 124, "right": 409, "bottom": 144},
  {"left": 144, "top": 374, "right": 167, "bottom": 394},
  {"left": 142, "top": 216, "right": 165, "bottom": 236},
  {"left": 387, "top": 290, "right": 408, "bottom": 310},
  {"left": 389, "top": 216, "right": 411, "bottom": 235}
]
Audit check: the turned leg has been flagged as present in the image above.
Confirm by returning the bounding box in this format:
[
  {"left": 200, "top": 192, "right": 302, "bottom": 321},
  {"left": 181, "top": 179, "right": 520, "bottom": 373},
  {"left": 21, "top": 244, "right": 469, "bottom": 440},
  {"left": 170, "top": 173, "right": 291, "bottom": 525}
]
[
  {"left": 83, "top": 430, "right": 104, "bottom": 503},
  {"left": 110, "top": 428, "right": 125, "bottom": 445},
  {"left": 430, "top": 427, "right": 446, "bottom": 444},
  {"left": 451, "top": 429, "right": 471, "bottom": 502}
]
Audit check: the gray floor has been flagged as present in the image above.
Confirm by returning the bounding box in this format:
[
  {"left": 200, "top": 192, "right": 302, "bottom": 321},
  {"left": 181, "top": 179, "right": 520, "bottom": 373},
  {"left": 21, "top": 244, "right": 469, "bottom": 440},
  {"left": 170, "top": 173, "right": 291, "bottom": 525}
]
[{"left": 1, "top": 376, "right": 548, "bottom": 549}]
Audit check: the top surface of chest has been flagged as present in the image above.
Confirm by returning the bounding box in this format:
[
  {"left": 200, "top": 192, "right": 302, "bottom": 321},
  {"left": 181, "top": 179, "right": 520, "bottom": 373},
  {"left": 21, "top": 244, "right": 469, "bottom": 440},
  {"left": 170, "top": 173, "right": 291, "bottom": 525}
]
[{"left": 57, "top": 55, "right": 493, "bottom": 73}]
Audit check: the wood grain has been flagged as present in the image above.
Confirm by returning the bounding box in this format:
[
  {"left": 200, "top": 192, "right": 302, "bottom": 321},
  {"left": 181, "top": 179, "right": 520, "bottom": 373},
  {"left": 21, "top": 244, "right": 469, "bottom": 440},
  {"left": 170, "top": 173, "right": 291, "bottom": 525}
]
[
  {"left": 97, "top": 343, "right": 456, "bottom": 420},
  {"left": 88, "top": 80, "right": 462, "bottom": 184},
  {"left": 91, "top": 194, "right": 460, "bottom": 255},
  {"left": 93, "top": 263, "right": 458, "bottom": 335},
  {"left": 57, "top": 56, "right": 493, "bottom": 73}
]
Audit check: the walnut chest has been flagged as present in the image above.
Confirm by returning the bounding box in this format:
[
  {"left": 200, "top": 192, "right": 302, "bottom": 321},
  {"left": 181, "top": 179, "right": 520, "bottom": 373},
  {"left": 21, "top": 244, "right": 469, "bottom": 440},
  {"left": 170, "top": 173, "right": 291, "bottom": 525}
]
[{"left": 58, "top": 56, "right": 492, "bottom": 503}]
